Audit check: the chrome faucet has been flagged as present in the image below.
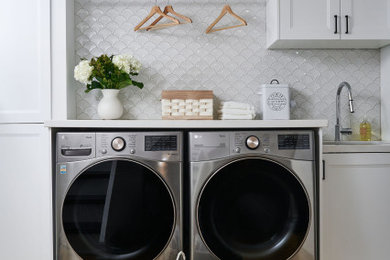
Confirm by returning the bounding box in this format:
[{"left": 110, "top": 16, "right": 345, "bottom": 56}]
[{"left": 335, "top": 82, "right": 355, "bottom": 141}]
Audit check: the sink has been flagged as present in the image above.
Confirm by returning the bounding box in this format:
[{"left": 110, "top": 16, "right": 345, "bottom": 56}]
[{"left": 323, "top": 141, "right": 390, "bottom": 153}]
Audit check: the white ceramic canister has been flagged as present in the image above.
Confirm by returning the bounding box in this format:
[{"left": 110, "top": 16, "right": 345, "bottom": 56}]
[{"left": 258, "top": 79, "right": 290, "bottom": 120}]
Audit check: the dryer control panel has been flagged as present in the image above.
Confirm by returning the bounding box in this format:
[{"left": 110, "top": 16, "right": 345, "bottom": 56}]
[{"left": 189, "top": 131, "right": 314, "bottom": 161}]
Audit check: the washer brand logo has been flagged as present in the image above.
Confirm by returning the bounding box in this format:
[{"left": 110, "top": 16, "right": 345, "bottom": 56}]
[
  {"left": 267, "top": 92, "right": 287, "bottom": 111},
  {"left": 60, "top": 165, "right": 67, "bottom": 174}
]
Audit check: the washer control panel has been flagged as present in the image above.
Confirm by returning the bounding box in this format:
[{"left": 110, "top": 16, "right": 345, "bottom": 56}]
[
  {"left": 57, "top": 132, "right": 182, "bottom": 162},
  {"left": 190, "top": 131, "right": 314, "bottom": 161},
  {"left": 233, "top": 131, "right": 314, "bottom": 160},
  {"left": 96, "top": 132, "right": 182, "bottom": 162}
]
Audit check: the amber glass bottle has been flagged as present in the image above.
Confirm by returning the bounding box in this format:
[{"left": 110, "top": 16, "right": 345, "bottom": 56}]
[{"left": 360, "top": 116, "right": 372, "bottom": 141}]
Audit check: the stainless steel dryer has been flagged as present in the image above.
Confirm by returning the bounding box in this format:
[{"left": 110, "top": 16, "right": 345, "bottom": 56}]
[
  {"left": 189, "top": 131, "right": 317, "bottom": 260},
  {"left": 55, "top": 132, "right": 184, "bottom": 260}
]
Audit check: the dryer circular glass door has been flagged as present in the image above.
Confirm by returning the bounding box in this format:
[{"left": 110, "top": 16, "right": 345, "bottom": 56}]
[
  {"left": 62, "top": 159, "right": 175, "bottom": 260},
  {"left": 197, "top": 158, "right": 310, "bottom": 260}
]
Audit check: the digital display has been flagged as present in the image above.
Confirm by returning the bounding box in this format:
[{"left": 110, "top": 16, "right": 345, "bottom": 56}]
[
  {"left": 278, "top": 134, "right": 310, "bottom": 150},
  {"left": 145, "top": 135, "right": 177, "bottom": 151}
]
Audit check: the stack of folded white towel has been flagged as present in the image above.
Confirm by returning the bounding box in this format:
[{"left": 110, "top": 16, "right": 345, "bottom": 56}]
[{"left": 218, "top": 101, "right": 256, "bottom": 120}]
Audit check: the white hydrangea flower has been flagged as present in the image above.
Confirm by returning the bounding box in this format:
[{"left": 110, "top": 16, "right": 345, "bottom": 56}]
[
  {"left": 129, "top": 58, "right": 142, "bottom": 74},
  {"left": 112, "top": 55, "right": 131, "bottom": 74},
  {"left": 74, "top": 60, "right": 93, "bottom": 84},
  {"left": 113, "top": 54, "right": 142, "bottom": 74}
]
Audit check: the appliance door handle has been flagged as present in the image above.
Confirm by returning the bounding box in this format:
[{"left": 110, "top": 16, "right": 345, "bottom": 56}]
[
  {"left": 334, "top": 15, "right": 338, "bottom": 34},
  {"left": 176, "top": 251, "right": 186, "bottom": 260},
  {"left": 345, "top": 15, "right": 349, "bottom": 34},
  {"left": 322, "top": 160, "right": 326, "bottom": 180}
]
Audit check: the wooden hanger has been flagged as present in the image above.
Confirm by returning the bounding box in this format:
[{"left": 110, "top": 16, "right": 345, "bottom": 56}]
[
  {"left": 134, "top": 5, "right": 179, "bottom": 31},
  {"left": 206, "top": 5, "right": 247, "bottom": 34},
  {"left": 146, "top": 5, "right": 192, "bottom": 31}
]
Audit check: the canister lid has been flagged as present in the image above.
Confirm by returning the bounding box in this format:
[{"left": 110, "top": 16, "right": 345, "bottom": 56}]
[
  {"left": 258, "top": 79, "right": 289, "bottom": 95},
  {"left": 260, "top": 79, "right": 289, "bottom": 89}
]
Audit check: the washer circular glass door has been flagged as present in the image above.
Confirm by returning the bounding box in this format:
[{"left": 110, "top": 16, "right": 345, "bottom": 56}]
[
  {"left": 62, "top": 159, "right": 175, "bottom": 260},
  {"left": 197, "top": 158, "right": 310, "bottom": 260}
]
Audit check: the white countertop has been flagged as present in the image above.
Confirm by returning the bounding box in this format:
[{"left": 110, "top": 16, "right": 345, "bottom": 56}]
[
  {"left": 323, "top": 141, "right": 390, "bottom": 153},
  {"left": 45, "top": 120, "right": 328, "bottom": 129}
]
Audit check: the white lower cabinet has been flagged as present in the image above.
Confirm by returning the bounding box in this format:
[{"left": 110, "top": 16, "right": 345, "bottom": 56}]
[
  {"left": 0, "top": 124, "right": 52, "bottom": 260},
  {"left": 321, "top": 153, "right": 390, "bottom": 260}
]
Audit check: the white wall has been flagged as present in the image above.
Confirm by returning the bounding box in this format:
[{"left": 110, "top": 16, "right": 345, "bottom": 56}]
[
  {"left": 51, "top": 0, "right": 76, "bottom": 120},
  {"left": 73, "top": 0, "right": 381, "bottom": 140},
  {"left": 381, "top": 46, "right": 390, "bottom": 140}
]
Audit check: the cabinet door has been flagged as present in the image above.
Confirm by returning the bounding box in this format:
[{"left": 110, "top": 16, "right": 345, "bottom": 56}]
[
  {"left": 0, "top": 124, "right": 52, "bottom": 260},
  {"left": 0, "top": 0, "right": 50, "bottom": 123},
  {"left": 321, "top": 153, "right": 390, "bottom": 260},
  {"left": 280, "top": 0, "right": 340, "bottom": 39},
  {"left": 341, "top": 0, "right": 390, "bottom": 39}
]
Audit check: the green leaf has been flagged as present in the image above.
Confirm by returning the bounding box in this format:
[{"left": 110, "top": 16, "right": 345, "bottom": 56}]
[
  {"left": 95, "top": 76, "right": 107, "bottom": 88},
  {"left": 85, "top": 80, "right": 103, "bottom": 93},
  {"left": 95, "top": 76, "right": 104, "bottom": 83},
  {"left": 118, "top": 72, "right": 130, "bottom": 81},
  {"left": 92, "top": 80, "right": 103, "bottom": 89},
  {"left": 118, "top": 79, "right": 133, "bottom": 89},
  {"left": 132, "top": 80, "right": 144, "bottom": 89},
  {"left": 85, "top": 84, "right": 93, "bottom": 93}
]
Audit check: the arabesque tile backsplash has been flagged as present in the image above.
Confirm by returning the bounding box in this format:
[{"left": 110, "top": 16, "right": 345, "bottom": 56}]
[{"left": 74, "top": 0, "right": 381, "bottom": 140}]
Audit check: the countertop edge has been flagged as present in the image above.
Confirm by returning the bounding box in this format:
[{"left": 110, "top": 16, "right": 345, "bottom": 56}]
[
  {"left": 323, "top": 144, "right": 390, "bottom": 153},
  {"left": 44, "top": 120, "right": 328, "bottom": 129}
]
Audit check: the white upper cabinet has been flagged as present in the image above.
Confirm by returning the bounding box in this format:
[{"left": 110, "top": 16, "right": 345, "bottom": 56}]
[
  {"left": 279, "top": 0, "right": 340, "bottom": 40},
  {"left": 0, "top": 0, "right": 51, "bottom": 123},
  {"left": 341, "top": 0, "right": 390, "bottom": 39},
  {"left": 267, "top": 0, "right": 390, "bottom": 49}
]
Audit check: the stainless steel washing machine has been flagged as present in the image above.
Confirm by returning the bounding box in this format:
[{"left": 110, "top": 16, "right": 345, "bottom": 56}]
[
  {"left": 55, "top": 132, "right": 183, "bottom": 260},
  {"left": 189, "top": 131, "right": 317, "bottom": 260}
]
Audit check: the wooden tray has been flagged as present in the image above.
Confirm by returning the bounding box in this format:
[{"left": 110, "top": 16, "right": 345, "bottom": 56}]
[
  {"left": 161, "top": 90, "right": 214, "bottom": 100},
  {"left": 161, "top": 90, "right": 214, "bottom": 120}
]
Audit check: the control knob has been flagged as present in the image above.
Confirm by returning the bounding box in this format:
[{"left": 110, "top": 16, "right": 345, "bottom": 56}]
[
  {"left": 111, "top": 137, "right": 126, "bottom": 151},
  {"left": 246, "top": 135, "right": 260, "bottom": 150}
]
